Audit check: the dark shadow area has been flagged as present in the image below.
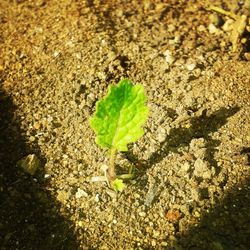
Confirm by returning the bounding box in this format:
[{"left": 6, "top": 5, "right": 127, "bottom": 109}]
[
  {"left": 174, "top": 176, "right": 250, "bottom": 249},
  {"left": 241, "top": 147, "right": 250, "bottom": 165},
  {"left": 0, "top": 88, "right": 80, "bottom": 249},
  {"left": 241, "top": 29, "right": 250, "bottom": 55},
  {"left": 123, "top": 107, "right": 240, "bottom": 177}
]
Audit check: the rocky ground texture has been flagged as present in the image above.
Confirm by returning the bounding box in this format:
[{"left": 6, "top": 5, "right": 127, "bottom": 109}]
[{"left": 0, "top": 0, "right": 250, "bottom": 249}]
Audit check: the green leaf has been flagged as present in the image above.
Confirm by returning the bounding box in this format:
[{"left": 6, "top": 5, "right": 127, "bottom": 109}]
[
  {"left": 89, "top": 79, "right": 149, "bottom": 152},
  {"left": 112, "top": 178, "right": 125, "bottom": 192}
]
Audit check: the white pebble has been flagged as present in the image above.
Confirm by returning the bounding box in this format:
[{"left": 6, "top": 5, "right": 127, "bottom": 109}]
[
  {"left": 139, "top": 212, "right": 146, "bottom": 217},
  {"left": 164, "top": 50, "right": 175, "bottom": 65},
  {"left": 44, "top": 174, "right": 50, "bottom": 179},
  {"left": 208, "top": 23, "right": 219, "bottom": 34},
  {"left": 95, "top": 193, "right": 100, "bottom": 202},
  {"left": 186, "top": 63, "right": 196, "bottom": 71},
  {"left": 75, "top": 188, "right": 88, "bottom": 199}
]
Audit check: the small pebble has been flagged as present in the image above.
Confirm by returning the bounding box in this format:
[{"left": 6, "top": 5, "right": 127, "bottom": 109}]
[
  {"left": 208, "top": 23, "right": 219, "bottom": 34},
  {"left": 95, "top": 193, "right": 100, "bottom": 202},
  {"left": 153, "top": 230, "right": 160, "bottom": 238},
  {"left": 244, "top": 52, "right": 250, "bottom": 61},
  {"left": 186, "top": 63, "right": 196, "bottom": 71},
  {"left": 194, "top": 159, "right": 211, "bottom": 179},
  {"left": 165, "top": 209, "right": 182, "bottom": 222},
  {"left": 151, "top": 240, "right": 156, "bottom": 247},
  {"left": 44, "top": 174, "right": 50, "bottom": 179},
  {"left": 167, "top": 24, "right": 176, "bottom": 32},
  {"left": 164, "top": 50, "right": 175, "bottom": 65},
  {"left": 17, "top": 154, "right": 41, "bottom": 175},
  {"left": 181, "top": 162, "right": 190, "bottom": 173},
  {"left": 139, "top": 212, "right": 146, "bottom": 217},
  {"left": 75, "top": 188, "right": 88, "bottom": 199},
  {"left": 222, "top": 19, "right": 234, "bottom": 32}
]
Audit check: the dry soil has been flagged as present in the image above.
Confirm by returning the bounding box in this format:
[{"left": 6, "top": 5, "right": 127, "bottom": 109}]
[{"left": 0, "top": 0, "right": 250, "bottom": 249}]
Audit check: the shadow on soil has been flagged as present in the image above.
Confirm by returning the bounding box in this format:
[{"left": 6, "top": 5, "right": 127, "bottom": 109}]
[
  {"left": 0, "top": 89, "right": 80, "bottom": 249},
  {"left": 124, "top": 106, "right": 240, "bottom": 176},
  {"left": 124, "top": 106, "right": 250, "bottom": 249},
  {"left": 174, "top": 176, "right": 250, "bottom": 250}
]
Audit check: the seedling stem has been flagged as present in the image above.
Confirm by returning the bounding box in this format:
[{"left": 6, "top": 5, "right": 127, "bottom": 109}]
[{"left": 108, "top": 148, "right": 117, "bottom": 181}]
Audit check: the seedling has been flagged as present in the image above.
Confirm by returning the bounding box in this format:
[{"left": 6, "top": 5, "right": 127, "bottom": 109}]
[{"left": 89, "top": 79, "right": 149, "bottom": 191}]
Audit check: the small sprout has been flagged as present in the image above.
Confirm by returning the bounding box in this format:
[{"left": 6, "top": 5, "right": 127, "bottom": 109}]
[
  {"left": 89, "top": 79, "right": 149, "bottom": 190},
  {"left": 112, "top": 179, "right": 125, "bottom": 192}
]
